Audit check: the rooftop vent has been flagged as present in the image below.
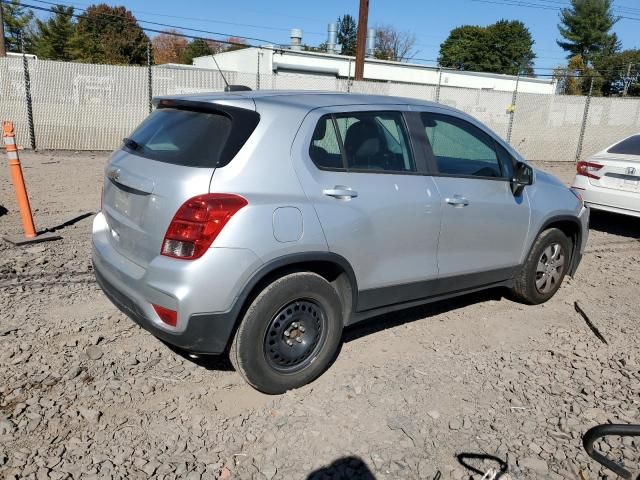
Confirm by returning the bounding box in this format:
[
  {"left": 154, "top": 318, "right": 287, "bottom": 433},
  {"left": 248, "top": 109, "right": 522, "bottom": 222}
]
[{"left": 290, "top": 28, "right": 303, "bottom": 51}]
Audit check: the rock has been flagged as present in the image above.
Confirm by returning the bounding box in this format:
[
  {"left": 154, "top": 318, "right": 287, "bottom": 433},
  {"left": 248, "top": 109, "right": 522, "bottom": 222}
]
[
  {"left": 449, "top": 418, "right": 462, "bottom": 430},
  {"left": 36, "top": 467, "right": 50, "bottom": 480},
  {"left": 427, "top": 410, "right": 440, "bottom": 420},
  {"left": 142, "top": 461, "right": 159, "bottom": 476},
  {"left": 519, "top": 457, "right": 549, "bottom": 474},
  {"left": 85, "top": 346, "right": 103, "bottom": 361},
  {"left": 78, "top": 407, "right": 101, "bottom": 423},
  {"left": 65, "top": 366, "right": 83, "bottom": 380},
  {"left": 260, "top": 464, "right": 277, "bottom": 480}
]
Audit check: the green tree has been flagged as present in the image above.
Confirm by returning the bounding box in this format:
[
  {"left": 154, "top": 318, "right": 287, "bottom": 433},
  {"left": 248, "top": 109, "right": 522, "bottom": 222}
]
[
  {"left": 1, "top": 0, "right": 34, "bottom": 53},
  {"left": 181, "top": 38, "right": 211, "bottom": 64},
  {"left": 70, "top": 4, "right": 149, "bottom": 65},
  {"left": 337, "top": 14, "right": 357, "bottom": 56},
  {"left": 593, "top": 49, "right": 640, "bottom": 96},
  {"left": 32, "top": 5, "right": 76, "bottom": 61},
  {"left": 439, "top": 20, "right": 535, "bottom": 75},
  {"left": 553, "top": 54, "right": 588, "bottom": 95},
  {"left": 557, "top": 0, "right": 619, "bottom": 66}
]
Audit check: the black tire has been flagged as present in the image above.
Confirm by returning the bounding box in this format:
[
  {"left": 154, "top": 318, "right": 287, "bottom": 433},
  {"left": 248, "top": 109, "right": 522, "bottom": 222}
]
[
  {"left": 229, "top": 272, "right": 343, "bottom": 394},
  {"left": 511, "top": 228, "right": 572, "bottom": 305}
]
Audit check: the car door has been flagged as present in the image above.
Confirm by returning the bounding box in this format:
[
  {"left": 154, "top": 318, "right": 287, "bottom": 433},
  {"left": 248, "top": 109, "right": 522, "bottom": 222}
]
[
  {"left": 292, "top": 106, "right": 442, "bottom": 311},
  {"left": 417, "top": 110, "right": 530, "bottom": 283}
]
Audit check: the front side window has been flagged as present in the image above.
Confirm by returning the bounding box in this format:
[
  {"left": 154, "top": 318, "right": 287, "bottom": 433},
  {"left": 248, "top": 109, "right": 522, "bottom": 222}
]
[
  {"left": 309, "top": 112, "right": 415, "bottom": 173},
  {"left": 421, "top": 113, "right": 504, "bottom": 178}
]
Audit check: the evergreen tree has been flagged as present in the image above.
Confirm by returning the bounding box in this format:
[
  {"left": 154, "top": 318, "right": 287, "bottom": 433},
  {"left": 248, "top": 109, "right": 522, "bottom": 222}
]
[
  {"left": 70, "top": 4, "right": 149, "bottom": 65},
  {"left": 336, "top": 14, "right": 357, "bottom": 56},
  {"left": 593, "top": 50, "right": 640, "bottom": 96},
  {"left": 557, "top": 0, "right": 619, "bottom": 66},
  {"left": 32, "top": 5, "right": 76, "bottom": 61},
  {"left": 1, "top": 0, "right": 34, "bottom": 53}
]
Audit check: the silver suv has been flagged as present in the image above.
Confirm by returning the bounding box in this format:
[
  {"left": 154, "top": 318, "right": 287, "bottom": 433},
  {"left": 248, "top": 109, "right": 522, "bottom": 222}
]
[{"left": 92, "top": 90, "right": 589, "bottom": 393}]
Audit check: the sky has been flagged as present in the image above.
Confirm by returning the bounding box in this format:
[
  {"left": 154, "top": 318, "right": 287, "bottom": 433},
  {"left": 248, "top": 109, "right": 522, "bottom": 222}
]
[{"left": 31, "top": 0, "right": 640, "bottom": 74}]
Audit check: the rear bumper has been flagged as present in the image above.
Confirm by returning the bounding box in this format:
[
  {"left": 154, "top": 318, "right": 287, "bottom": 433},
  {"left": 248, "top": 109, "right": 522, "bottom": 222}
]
[
  {"left": 94, "top": 264, "right": 235, "bottom": 354},
  {"left": 91, "top": 212, "right": 262, "bottom": 354},
  {"left": 572, "top": 176, "right": 640, "bottom": 218}
]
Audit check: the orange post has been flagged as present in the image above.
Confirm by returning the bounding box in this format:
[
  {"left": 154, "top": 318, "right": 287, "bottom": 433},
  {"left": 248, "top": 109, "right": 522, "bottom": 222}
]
[{"left": 3, "top": 121, "right": 37, "bottom": 238}]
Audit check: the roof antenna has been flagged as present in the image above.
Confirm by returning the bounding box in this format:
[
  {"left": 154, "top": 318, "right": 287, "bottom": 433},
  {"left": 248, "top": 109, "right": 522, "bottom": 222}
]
[{"left": 210, "top": 51, "right": 252, "bottom": 92}]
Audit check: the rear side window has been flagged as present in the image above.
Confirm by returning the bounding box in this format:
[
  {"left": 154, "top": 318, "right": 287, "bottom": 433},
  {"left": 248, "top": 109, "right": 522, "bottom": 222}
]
[
  {"left": 124, "top": 105, "right": 259, "bottom": 168},
  {"left": 421, "top": 113, "right": 504, "bottom": 178},
  {"left": 308, "top": 112, "right": 415, "bottom": 173},
  {"left": 309, "top": 117, "right": 344, "bottom": 169},
  {"left": 607, "top": 135, "right": 640, "bottom": 155}
]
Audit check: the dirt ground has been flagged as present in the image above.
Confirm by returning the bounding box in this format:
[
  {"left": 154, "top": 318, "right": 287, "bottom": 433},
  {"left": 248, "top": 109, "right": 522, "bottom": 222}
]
[{"left": 1, "top": 151, "right": 639, "bottom": 480}]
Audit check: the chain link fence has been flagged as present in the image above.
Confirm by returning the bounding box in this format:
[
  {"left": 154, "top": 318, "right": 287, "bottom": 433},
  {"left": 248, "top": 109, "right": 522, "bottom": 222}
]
[{"left": 2, "top": 56, "right": 640, "bottom": 161}]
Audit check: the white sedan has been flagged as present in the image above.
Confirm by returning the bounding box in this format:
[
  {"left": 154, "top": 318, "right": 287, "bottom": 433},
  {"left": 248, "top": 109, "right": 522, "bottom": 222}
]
[{"left": 572, "top": 134, "right": 640, "bottom": 218}]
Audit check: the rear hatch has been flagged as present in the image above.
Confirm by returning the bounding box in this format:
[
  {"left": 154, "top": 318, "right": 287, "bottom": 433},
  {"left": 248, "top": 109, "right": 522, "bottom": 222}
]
[
  {"left": 101, "top": 99, "right": 259, "bottom": 268},
  {"left": 588, "top": 135, "right": 640, "bottom": 193}
]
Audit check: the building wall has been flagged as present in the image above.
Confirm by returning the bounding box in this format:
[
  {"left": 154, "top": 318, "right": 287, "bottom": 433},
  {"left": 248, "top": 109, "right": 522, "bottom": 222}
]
[{"left": 193, "top": 48, "right": 557, "bottom": 95}]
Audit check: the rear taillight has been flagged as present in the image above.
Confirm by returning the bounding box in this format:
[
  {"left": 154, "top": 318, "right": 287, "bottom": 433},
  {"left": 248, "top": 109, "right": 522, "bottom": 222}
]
[
  {"left": 161, "top": 193, "right": 247, "bottom": 260},
  {"left": 152, "top": 304, "right": 177, "bottom": 327},
  {"left": 576, "top": 161, "right": 603, "bottom": 180}
]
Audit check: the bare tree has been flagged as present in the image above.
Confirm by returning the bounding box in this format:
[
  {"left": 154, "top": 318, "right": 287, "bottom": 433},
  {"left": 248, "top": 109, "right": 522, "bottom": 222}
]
[{"left": 374, "top": 25, "right": 417, "bottom": 62}]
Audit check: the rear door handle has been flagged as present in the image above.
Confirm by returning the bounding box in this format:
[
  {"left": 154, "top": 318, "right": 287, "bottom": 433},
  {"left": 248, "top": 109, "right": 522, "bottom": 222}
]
[
  {"left": 445, "top": 196, "right": 469, "bottom": 207},
  {"left": 323, "top": 186, "right": 358, "bottom": 200}
]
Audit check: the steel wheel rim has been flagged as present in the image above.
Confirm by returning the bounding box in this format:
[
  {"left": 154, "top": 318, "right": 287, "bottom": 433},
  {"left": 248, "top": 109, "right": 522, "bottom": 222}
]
[
  {"left": 535, "top": 242, "right": 565, "bottom": 294},
  {"left": 263, "top": 299, "right": 327, "bottom": 373}
]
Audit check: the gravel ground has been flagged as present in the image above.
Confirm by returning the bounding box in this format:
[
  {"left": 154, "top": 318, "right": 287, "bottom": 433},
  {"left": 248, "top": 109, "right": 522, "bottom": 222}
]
[{"left": 1, "top": 151, "right": 639, "bottom": 480}]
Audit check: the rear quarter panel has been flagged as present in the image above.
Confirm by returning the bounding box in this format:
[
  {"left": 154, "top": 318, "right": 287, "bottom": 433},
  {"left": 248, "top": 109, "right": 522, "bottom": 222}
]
[{"left": 208, "top": 99, "right": 329, "bottom": 262}]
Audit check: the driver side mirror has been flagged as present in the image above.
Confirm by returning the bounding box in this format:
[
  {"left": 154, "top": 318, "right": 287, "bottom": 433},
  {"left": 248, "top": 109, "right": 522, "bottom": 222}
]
[{"left": 511, "top": 161, "right": 533, "bottom": 196}]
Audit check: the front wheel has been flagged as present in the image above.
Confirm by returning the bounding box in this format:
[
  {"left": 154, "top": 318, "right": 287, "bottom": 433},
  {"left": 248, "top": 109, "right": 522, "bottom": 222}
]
[
  {"left": 511, "top": 228, "right": 572, "bottom": 304},
  {"left": 229, "top": 272, "right": 343, "bottom": 394}
]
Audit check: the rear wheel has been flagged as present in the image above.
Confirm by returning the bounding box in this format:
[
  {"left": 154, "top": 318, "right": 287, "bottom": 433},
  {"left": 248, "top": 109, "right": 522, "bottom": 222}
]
[
  {"left": 512, "top": 228, "right": 572, "bottom": 304},
  {"left": 229, "top": 272, "right": 343, "bottom": 394}
]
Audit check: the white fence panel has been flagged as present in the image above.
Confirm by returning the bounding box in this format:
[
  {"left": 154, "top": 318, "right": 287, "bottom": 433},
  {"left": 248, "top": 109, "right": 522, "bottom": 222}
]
[{"left": 1, "top": 57, "right": 638, "bottom": 160}]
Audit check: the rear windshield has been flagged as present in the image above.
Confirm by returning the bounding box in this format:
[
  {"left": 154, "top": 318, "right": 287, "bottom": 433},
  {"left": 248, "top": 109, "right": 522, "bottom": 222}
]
[
  {"left": 124, "top": 108, "right": 231, "bottom": 167},
  {"left": 607, "top": 135, "right": 640, "bottom": 155}
]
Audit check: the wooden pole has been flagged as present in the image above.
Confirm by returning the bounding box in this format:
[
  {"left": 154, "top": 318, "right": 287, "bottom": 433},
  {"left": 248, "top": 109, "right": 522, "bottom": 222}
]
[{"left": 354, "top": 0, "right": 369, "bottom": 81}]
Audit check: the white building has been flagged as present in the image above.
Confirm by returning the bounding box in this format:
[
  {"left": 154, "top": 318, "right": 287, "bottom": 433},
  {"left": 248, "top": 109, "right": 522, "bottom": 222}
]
[{"left": 193, "top": 46, "right": 557, "bottom": 95}]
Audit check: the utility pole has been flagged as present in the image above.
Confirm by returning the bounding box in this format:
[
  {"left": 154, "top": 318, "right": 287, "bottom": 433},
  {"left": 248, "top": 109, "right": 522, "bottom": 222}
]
[
  {"left": 354, "top": 0, "right": 369, "bottom": 81},
  {"left": 0, "top": 2, "right": 7, "bottom": 57},
  {"left": 622, "top": 63, "right": 632, "bottom": 97}
]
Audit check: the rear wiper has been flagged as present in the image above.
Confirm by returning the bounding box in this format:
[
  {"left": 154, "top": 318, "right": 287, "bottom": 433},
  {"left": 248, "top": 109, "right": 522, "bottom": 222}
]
[{"left": 123, "top": 137, "right": 143, "bottom": 152}]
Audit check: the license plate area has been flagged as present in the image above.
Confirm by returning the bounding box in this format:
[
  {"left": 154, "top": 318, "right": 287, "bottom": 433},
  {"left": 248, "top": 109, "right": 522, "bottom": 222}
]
[{"left": 603, "top": 172, "right": 640, "bottom": 192}]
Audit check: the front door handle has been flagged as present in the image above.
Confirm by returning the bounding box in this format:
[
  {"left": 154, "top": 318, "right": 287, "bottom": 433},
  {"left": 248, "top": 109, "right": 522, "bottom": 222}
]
[
  {"left": 445, "top": 196, "right": 469, "bottom": 207},
  {"left": 323, "top": 186, "right": 358, "bottom": 200}
]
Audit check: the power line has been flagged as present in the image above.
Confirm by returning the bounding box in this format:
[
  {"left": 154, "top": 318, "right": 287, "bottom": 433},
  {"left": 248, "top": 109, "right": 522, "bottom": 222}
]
[
  {"left": 469, "top": 0, "right": 640, "bottom": 20},
  {"left": 7, "top": 0, "right": 636, "bottom": 79},
  {"left": 28, "top": 0, "right": 329, "bottom": 36},
  {"left": 25, "top": 0, "right": 280, "bottom": 45}
]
